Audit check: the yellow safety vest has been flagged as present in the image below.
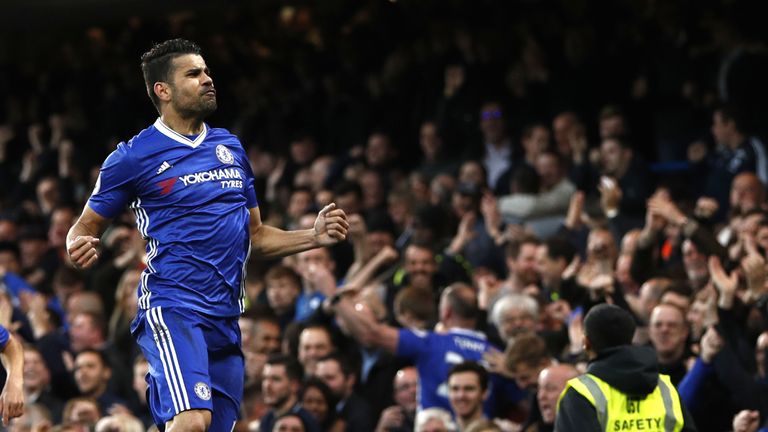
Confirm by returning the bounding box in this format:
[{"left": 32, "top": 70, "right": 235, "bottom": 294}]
[{"left": 556, "top": 373, "right": 684, "bottom": 432}]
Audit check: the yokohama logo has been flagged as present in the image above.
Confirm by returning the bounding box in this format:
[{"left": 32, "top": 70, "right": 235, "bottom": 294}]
[{"left": 179, "top": 168, "right": 242, "bottom": 186}]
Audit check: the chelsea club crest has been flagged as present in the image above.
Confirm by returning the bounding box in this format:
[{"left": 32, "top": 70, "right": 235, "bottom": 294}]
[
  {"left": 216, "top": 145, "right": 234, "bottom": 164},
  {"left": 194, "top": 382, "right": 212, "bottom": 401}
]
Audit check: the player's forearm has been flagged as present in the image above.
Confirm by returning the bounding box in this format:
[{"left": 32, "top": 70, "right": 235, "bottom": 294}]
[
  {"left": 66, "top": 218, "right": 102, "bottom": 247},
  {"left": 250, "top": 225, "right": 319, "bottom": 259},
  {"left": 0, "top": 335, "right": 24, "bottom": 388}
]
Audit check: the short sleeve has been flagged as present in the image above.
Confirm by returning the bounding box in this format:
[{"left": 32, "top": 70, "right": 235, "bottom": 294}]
[
  {"left": 396, "top": 328, "right": 431, "bottom": 359},
  {"left": 87, "top": 143, "right": 136, "bottom": 218},
  {"left": 236, "top": 144, "right": 258, "bottom": 208},
  {"left": 0, "top": 325, "right": 9, "bottom": 349}
]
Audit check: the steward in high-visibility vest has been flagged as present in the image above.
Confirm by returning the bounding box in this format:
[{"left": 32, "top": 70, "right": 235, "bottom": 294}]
[{"left": 555, "top": 304, "right": 696, "bottom": 432}]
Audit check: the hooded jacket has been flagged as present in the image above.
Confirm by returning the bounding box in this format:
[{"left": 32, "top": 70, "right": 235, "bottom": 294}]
[{"left": 555, "top": 345, "right": 696, "bottom": 431}]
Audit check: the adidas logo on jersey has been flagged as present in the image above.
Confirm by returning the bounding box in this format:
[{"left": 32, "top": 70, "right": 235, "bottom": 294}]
[{"left": 156, "top": 161, "right": 172, "bottom": 174}]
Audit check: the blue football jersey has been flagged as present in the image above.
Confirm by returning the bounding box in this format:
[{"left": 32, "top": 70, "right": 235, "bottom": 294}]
[
  {"left": 0, "top": 324, "right": 9, "bottom": 349},
  {"left": 88, "top": 118, "right": 257, "bottom": 317},
  {"left": 397, "top": 327, "right": 525, "bottom": 416}
]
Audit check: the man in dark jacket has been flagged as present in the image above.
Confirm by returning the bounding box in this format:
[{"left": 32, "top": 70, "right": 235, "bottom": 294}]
[{"left": 556, "top": 304, "right": 696, "bottom": 431}]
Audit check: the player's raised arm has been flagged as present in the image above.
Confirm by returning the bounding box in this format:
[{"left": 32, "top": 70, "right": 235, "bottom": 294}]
[
  {"left": 0, "top": 330, "right": 23, "bottom": 426},
  {"left": 248, "top": 203, "right": 349, "bottom": 259},
  {"left": 66, "top": 205, "right": 110, "bottom": 270}
]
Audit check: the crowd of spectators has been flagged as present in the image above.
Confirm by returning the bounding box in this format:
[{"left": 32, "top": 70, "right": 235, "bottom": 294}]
[{"left": 2, "top": 0, "right": 768, "bottom": 431}]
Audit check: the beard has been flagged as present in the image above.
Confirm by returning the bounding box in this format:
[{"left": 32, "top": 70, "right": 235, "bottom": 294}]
[{"left": 173, "top": 94, "right": 217, "bottom": 119}]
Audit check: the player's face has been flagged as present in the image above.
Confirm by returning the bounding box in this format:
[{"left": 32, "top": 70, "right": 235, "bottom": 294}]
[
  {"left": 448, "top": 371, "right": 485, "bottom": 419},
  {"left": 168, "top": 54, "right": 217, "bottom": 118}
]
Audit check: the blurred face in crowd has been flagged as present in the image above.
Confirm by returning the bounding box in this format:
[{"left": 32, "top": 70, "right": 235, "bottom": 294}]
[
  {"left": 510, "top": 360, "right": 548, "bottom": 391},
  {"left": 253, "top": 319, "right": 282, "bottom": 355},
  {"left": 74, "top": 352, "right": 110, "bottom": 397},
  {"left": 394, "top": 367, "right": 418, "bottom": 414},
  {"left": 287, "top": 190, "right": 313, "bottom": 220},
  {"left": 301, "top": 386, "right": 330, "bottom": 424},
  {"left": 459, "top": 161, "right": 486, "bottom": 188},
  {"left": 535, "top": 244, "right": 566, "bottom": 288},
  {"left": 69, "top": 313, "right": 103, "bottom": 352},
  {"left": 0, "top": 249, "right": 20, "bottom": 274},
  {"left": 262, "top": 364, "right": 295, "bottom": 409},
  {"left": 364, "top": 230, "right": 395, "bottom": 261},
  {"left": 600, "top": 138, "right": 630, "bottom": 178},
  {"left": 537, "top": 365, "right": 579, "bottom": 424},
  {"left": 290, "top": 137, "right": 316, "bottom": 166},
  {"left": 298, "top": 327, "right": 333, "bottom": 375},
  {"left": 534, "top": 152, "right": 562, "bottom": 190},
  {"left": 509, "top": 242, "right": 539, "bottom": 286},
  {"left": 522, "top": 125, "right": 550, "bottom": 161},
  {"left": 360, "top": 170, "right": 385, "bottom": 210},
  {"left": 0, "top": 220, "right": 17, "bottom": 242},
  {"left": 48, "top": 207, "right": 75, "bottom": 248},
  {"left": 420, "top": 121, "right": 443, "bottom": 161},
  {"left": 599, "top": 114, "right": 625, "bottom": 140},
  {"left": 133, "top": 359, "right": 149, "bottom": 405},
  {"left": 649, "top": 304, "right": 689, "bottom": 362},
  {"left": 36, "top": 177, "right": 60, "bottom": 212},
  {"left": 23, "top": 349, "right": 51, "bottom": 393},
  {"left": 711, "top": 110, "right": 737, "bottom": 146},
  {"left": 316, "top": 359, "right": 353, "bottom": 399},
  {"left": 682, "top": 240, "right": 708, "bottom": 289},
  {"left": 404, "top": 245, "right": 437, "bottom": 290},
  {"left": 448, "top": 370, "right": 486, "bottom": 420},
  {"left": 480, "top": 102, "right": 506, "bottom": 144},
  {"left": 587, "top": 229, "right": 616, "bottom": 263},
  {"left": 297, "top": 247, "right": 335, "bottom": 280},
  {"left": 730, "top": 173, "right": 763, "bottom": 212},
  {"left": 266, "top": 276, "right": 300, "bottom": 315},
  {"left": 419, "top": 418, "right": 450, "bottom": 432},
  {"left": 67, "top": 399, "right": 100, "bottom": 426},
  {"left": 552, "top": 112, "right": 578, "bottom": 155},
  {"left": 366, "top": 133, "right": 393, "bottom": 167},
  {"left": 497, "top": 306, "right": 537, "bottom": 342},
  {"left": 274, "top": 415, "right": 306, "bottom": 432},
  {"left": 757, "top": 225, "right": 768, "bottom": 254}
]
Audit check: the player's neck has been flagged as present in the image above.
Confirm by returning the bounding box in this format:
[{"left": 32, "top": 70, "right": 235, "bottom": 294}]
[{"left": 160, "top": 113, "right": 205, "bottom": 136}]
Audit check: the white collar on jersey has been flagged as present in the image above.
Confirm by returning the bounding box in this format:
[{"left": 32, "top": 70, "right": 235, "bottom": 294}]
[
  {"left": 154, "top": 118, "right": 208, "bottom": 148},
  {"left": 448, "top": 327, "right": 487, "bottom": 340}
]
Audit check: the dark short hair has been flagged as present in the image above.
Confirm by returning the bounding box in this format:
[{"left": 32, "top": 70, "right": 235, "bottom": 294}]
[
  {"left": 715, "top": 103, "right": 746, "bottom": 133},
  {"left": 140, "top": 38, "right": 202, "bottom": 113},
  {"left": 584, "top": 304, "right": 636, "bottom": 353},
  {"left": 504, "top": 331, "right": 549, "bottom": 371},
  {"left": 75, "top": 348, "right": 111, "bottom": 370},
  {"left": 448, "top": 361, "right": 489, "bottom": 391},
  {"left": 266, "top": 354, "right": 304, "bottom": 382},
  {"left": 265, "top": 265, "right": 302, "bottom": 289},
  {"left": 545, "top": 236, "right": 576, "bottom": 264},
  {"left": 317, "top": 351, "right": 357, "bottom": 378}
]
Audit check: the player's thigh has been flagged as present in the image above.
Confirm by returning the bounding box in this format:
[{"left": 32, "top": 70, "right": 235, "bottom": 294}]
[
  {"left": 206, "top": 318, "right": 244, "bottom": 430},
  {"left": 135, "top": 307, "right": 215, "bottom": 425}
]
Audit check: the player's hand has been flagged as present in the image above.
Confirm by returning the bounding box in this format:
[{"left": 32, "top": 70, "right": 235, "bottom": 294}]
[
  {"left": 314, "top": 203, "right": 349, "bottom": 246},
  {"left": 67, "top": 235, "right": 101, "bottom": 270},
  {"left": 0, "top": 378, "right": 23, "bottom": 426}
]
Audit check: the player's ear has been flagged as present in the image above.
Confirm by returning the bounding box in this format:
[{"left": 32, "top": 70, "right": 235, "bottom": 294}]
[{"left": 154, "top": 81, "right": 172, "bottom": 103}]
